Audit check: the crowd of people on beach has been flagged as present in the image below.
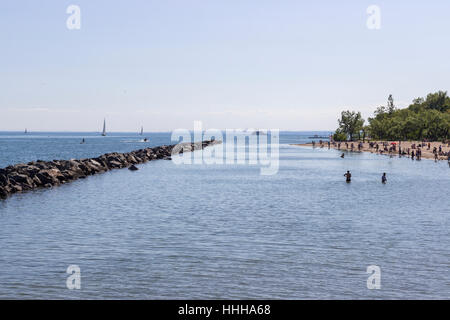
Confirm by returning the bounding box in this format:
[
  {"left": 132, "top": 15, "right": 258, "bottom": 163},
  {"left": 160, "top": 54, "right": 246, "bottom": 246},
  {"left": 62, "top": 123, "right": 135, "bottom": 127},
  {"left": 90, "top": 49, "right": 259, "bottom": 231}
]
[
  {"left": 312, "top": 139, "right": 450, "bottom": 163},
  {"left": 362, "top": 141, "right": 450, "bottom": 162}
]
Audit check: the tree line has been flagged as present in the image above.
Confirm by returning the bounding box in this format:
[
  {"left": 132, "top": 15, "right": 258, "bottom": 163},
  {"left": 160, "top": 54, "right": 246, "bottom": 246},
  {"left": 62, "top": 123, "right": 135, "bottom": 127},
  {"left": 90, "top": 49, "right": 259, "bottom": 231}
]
[{"left": 333, "top": 91, "right": 450, "bottom": 141}]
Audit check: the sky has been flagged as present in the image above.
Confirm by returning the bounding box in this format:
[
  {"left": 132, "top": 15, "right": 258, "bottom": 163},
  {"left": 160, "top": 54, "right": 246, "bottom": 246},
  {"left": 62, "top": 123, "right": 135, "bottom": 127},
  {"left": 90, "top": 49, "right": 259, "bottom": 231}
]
[{"left": 1, "top": 0, "right": 449, "bottom": 132}]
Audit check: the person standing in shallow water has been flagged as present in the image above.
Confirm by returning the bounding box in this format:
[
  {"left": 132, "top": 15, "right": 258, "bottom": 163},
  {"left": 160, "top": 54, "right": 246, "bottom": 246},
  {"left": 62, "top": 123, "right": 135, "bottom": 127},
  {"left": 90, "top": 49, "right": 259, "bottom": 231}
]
[
  {"left": 382, "top": 173, "right": 387, "bottom": 184},
  {"left": 344, "top": 171, "right": 351, "bottom": 183}
]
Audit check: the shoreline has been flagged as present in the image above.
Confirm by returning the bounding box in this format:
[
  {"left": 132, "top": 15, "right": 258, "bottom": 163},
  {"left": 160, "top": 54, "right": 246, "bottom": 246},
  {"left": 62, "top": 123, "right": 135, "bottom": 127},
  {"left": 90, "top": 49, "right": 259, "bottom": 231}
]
[
  {"left": 292, "top": 141, "right": 450, "bottom": 161},
  {"left": 0, "top": 140, "right": 221, "bottom": 199}
]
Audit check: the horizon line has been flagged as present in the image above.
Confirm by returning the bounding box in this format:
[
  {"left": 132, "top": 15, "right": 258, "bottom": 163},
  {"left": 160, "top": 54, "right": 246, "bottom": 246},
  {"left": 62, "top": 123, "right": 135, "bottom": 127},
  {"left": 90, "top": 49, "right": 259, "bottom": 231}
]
[{"left": 0, "top": 129, "right": 335, "bottom": 133}]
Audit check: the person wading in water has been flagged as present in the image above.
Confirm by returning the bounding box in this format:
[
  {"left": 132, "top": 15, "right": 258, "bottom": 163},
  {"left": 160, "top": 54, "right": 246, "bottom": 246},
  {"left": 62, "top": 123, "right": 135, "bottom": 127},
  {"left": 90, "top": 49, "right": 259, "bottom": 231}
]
[
  {"left": 382, "top": 173, "right": 387, "bottom": 184},
  {"left": 344, "top": 171, "right": 352, "bottom": 183}
]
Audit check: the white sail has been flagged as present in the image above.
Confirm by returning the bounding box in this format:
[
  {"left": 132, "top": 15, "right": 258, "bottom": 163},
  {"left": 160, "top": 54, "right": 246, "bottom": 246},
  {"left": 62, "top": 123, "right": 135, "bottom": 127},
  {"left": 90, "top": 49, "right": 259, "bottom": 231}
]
[{"left": 102, "top": 119, "right": 106, "bottom": 136}]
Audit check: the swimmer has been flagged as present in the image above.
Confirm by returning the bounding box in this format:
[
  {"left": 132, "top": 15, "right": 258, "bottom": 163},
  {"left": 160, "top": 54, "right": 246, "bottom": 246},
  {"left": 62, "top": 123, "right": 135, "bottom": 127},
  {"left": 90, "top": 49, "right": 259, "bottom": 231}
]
[{"left": 344, "top": 170, "right": 351, "bottom": 183}]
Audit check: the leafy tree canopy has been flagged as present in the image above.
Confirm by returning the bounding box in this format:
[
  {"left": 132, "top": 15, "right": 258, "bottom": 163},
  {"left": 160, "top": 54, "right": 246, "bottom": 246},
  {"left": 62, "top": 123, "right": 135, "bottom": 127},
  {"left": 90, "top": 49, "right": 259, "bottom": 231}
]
[
  {"left": 337, "top": 110, "right": 365, "bottom": 141},
  {"left": 334, "top": 91, "right": 450, "bottom": 141}
]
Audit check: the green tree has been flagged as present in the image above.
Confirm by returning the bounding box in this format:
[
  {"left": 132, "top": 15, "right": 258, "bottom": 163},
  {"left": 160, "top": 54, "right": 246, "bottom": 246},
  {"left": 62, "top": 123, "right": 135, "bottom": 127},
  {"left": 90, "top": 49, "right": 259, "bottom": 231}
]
[
  {"left": 366, "top": 90, "right": 450, "bottom": 141},
  {"left": 423, "top": 91, "right": 450, "bottom": 112},
  {"left": 333, "top": 129, "right": 347, "bottom": 142},
  {"left": 361, "top": 125, "right": 370, "bottom": 142},
  {"left": 337, "top": 110, "right": 365, "bottom": 141}
]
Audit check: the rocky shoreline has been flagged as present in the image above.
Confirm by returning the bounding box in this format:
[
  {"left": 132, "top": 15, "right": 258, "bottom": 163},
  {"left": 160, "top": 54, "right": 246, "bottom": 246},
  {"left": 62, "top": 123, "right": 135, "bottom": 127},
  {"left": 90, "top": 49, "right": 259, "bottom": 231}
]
[{"left": 0, "top": 140, "right": 220, "bottom": 200}]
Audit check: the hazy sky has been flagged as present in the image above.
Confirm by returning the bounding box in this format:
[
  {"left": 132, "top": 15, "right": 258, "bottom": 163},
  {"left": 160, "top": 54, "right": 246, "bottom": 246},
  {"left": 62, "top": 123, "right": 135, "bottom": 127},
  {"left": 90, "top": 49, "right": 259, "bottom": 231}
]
[{"left": 1, "top": 0, "right": 449, "bottom": 131}]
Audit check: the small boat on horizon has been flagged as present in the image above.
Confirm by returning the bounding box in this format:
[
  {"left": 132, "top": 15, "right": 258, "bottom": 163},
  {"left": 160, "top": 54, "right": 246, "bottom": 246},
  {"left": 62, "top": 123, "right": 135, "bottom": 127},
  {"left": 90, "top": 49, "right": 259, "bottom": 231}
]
[
  {"left": 24, "top": 128, "right": 28, "bottom": 134},
  {"left": 139, "top": 126, "right": 149, "bottom": 142},
  {"left": 101, "top": 119, "right": 106, "bottom": 136}
]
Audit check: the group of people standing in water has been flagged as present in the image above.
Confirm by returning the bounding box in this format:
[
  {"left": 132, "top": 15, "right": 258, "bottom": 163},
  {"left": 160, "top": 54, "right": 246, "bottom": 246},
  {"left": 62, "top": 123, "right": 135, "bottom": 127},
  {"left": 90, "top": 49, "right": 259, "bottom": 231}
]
[
  {"left": 343, "top": 171, "right": 387, "bottom": 184},
  {"left": 325, "top": 141, "right": 390, "bottom": 184}
]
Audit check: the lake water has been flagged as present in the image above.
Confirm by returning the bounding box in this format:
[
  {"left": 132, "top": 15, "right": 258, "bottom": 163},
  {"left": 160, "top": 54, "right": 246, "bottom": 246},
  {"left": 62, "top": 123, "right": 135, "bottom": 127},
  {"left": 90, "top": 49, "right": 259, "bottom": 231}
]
[{"left": 0, "top": 132, "right": 449, "bottom": 299}]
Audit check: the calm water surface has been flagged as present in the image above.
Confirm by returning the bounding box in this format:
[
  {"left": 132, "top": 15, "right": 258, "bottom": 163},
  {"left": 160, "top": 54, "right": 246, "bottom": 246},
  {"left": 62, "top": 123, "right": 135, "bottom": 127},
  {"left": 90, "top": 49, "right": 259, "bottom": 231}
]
[{"left": 0, "top": 132, "right": 449, "bottom": 299}]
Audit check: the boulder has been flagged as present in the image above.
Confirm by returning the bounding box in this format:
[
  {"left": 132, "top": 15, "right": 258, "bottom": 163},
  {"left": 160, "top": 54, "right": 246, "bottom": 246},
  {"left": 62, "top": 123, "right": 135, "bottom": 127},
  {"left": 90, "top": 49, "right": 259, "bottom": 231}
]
[
  {"left": 36, "top": 169, "right": 64, "bottom": 185},
  {"left": 9, "top": 173, "right": 35, "bottom": 189},
  {"left": 125, "top": 154, "right": 137, "bottom": 163},
  {"left": 0, "top": 186, "right": 8, "bottom": 199},
  {"left": 11, "top": 184, "right": 23, "bottom": 192},
  {"left": 32, "top": 175, "right": 43, "bottom": 186},
  {"left": 107, "top": 160, "right": 124, "bottom": 169},
  {"left": 0, "top": 173, "right": 9, "bottom": 187},
  {"left": 24, "top": 166, "right": 41, "bottom": 176},
  {"left": 61, "top": 170, "right": 84, "bottom": 181}
]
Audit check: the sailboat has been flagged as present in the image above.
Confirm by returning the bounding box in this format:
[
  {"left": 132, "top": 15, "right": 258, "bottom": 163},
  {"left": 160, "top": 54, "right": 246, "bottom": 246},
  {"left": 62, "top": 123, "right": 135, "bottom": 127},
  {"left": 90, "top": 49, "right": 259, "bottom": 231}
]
[
  {"left": 24, "top": 128, "right": 28, "bottom": 134},
  {"left": 140, "top": 126, "right": 149, "bottom": 142},
  {"left": 101, "top": 119, "right": 106, "bottom": 136}
]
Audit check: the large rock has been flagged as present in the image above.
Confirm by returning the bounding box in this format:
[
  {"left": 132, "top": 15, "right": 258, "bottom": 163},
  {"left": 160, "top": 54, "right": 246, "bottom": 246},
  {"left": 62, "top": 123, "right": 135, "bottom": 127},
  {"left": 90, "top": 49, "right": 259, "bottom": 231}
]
[
  {"left": 126, "top": 154, "right": 138, "bottom": 164},
  {"left": 55, "top": 160, "right": 80, "bottom": 171},
  {"left": 24, "top": 166, "right": 41, "bottom": 176},
  {"left": 0, "top": 186, "right": 8, "bottom": 199},
  {"left": 0, "top": 173, "right": 9, "bottom": 187},
  {"left": 32, "top": 175, "right": 43, "bottom": 186},
  {"left": 9, "top": 173, "right": 35, "bottom": 190},
  {"left": 107, "top": 160, "right": 124, "bottom": 169},
  {"left": 60, "top": 169, "right": 85, "bottom": 181},
  {"left": 36, "top": 169, "right": 65, "bottom": 185},
  {"left": 11, "top": 184, "right": 23, "bottom": 192}
]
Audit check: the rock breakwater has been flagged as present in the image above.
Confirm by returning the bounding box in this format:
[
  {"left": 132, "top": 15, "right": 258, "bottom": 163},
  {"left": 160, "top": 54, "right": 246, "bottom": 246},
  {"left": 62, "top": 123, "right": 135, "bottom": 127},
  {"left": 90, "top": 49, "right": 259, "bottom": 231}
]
[{"left": 0, "top": 140, "right": 220, "bottom": 199}]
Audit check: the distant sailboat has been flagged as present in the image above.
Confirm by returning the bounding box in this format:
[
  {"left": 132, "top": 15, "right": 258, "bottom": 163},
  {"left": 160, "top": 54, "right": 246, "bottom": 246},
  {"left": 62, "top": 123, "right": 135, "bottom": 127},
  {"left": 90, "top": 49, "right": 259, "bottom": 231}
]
[
  {"left": 101, "top": 119, "right": 106, "bottom": 136},
  {"left": 24, "top": 128, "right": 28, "bottom": 134},
  {"left": 140, "top": 126, "right": 143, "bottom": 135}
]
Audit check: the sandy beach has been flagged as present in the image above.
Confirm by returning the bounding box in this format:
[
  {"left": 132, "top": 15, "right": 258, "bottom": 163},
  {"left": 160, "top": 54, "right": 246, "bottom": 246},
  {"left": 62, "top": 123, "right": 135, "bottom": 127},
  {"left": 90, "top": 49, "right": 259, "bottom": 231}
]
[{"left": 293, "top": 141, "right": 450, "bottom": 161}]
